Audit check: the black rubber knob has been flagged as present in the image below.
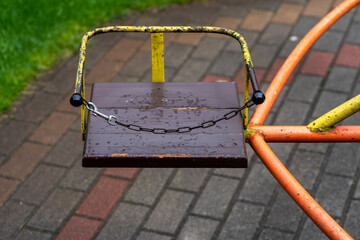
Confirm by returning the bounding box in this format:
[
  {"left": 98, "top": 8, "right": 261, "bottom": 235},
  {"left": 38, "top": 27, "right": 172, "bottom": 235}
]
[
  {"left": 70, "top": 93, "right": 83, "bottom": 107},
  {"left": 252, "top": 90, "right": 265, "bottom": 105}
]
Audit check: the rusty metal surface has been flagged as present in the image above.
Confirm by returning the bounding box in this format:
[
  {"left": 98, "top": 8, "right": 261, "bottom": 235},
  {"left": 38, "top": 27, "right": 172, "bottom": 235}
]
[{"left": 83, "top": 82, "right": 247, "bottom": 167}]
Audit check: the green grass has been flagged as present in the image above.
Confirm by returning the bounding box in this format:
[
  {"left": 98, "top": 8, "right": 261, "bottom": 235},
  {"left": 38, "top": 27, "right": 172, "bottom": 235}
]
[{"left": 0, "top": 0, "right": 192, "bottom": 113}]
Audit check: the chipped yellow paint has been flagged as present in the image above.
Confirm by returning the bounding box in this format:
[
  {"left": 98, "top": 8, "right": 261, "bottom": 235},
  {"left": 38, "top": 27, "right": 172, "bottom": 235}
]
[
  {"left": 154, "top": 153, "right": 192, "bottom": 158},
  {"left": 243, "top": 66, "right": 250, "bottom": 129},
  {"left": 73, "top": 26, "right": 256, "bottom": 138},
  {"left": 111, "top": 153, "right": 129, "bottom": 157},
  {"left": 308, "top": 94, "right": 360, "bottom": 132},
  {"left": 151, "top": 33, "right": 165, "bottom": 82}
]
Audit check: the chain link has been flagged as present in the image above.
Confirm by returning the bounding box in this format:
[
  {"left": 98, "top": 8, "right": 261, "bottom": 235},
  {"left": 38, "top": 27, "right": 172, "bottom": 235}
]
[{"left": 84, "top": 100, "right": 254, "bottom": 134}]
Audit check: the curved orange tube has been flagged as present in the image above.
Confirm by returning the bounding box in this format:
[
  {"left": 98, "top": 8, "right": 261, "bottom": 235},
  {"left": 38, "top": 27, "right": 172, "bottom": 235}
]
[
  {"left": 250, "top": 126, "right": 360, "bottom": 142},
  {"left": 249, "top": 0, "right": 360, "bottom": 126},
  {"left": 249, "top": 134, "right": 353, "bottom": 240}
]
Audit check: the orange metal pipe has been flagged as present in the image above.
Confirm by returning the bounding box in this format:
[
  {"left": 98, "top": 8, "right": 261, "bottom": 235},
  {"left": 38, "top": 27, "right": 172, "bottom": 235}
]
[
  {"left": 249, "top": 0, "right": 360, "bottom": 126},
  {"left": 250, "top": 126, "right": 360, "bottom": 142},
  {"left": 249, "top": 134, "right": 353, "bottom": 240}
]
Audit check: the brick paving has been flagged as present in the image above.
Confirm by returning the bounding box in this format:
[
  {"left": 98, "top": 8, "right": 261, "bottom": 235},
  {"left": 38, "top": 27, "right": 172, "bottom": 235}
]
[{"left": 0, "top": 0, "right": 360, "bottom": 239}]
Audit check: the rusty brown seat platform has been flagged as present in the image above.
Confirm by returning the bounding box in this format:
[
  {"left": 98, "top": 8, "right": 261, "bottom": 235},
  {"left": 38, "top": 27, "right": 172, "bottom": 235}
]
[{"left": 83, "top": 82, "right": 247, "bottom": 168}]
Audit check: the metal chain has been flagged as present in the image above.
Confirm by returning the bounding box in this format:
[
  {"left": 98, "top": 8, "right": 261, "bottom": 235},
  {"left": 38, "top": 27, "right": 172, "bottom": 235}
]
[{"left": 84, "top": 100, "right": 254, "bottom": 134}]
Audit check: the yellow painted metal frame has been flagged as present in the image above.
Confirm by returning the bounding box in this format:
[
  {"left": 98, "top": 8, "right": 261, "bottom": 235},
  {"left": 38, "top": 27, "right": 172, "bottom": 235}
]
[
  {"left": 73, "top": 26, "right": 254, "bottom": 139},
  {"left": 308, "top": 94, "right": 360, "bottom": 132},
  {"left": 151, "top": 33, "right": 165, "bottom": 83}
]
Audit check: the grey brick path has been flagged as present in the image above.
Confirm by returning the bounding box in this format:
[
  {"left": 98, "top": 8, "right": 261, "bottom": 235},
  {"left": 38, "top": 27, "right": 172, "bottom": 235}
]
[{"left": 0, "top": 0, "right": 359, "bottom": 239}]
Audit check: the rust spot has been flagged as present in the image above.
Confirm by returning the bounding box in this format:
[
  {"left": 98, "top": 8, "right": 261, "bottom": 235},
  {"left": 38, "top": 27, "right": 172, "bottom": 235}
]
[
  {"left": 111, "top": 153, "right": 129, "bottom": 157},
  {"left": 154, "top": 153, "right": 192, "bottom": 158}
]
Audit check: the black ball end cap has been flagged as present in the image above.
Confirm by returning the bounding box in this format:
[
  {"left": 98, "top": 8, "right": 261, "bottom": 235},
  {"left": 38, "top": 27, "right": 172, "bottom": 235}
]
[
  {"left": 70, "top": 93, "right": 83, "bottom": 107},
  {"left": 252, "top": 90, "right": 265, "bottom": 105}
]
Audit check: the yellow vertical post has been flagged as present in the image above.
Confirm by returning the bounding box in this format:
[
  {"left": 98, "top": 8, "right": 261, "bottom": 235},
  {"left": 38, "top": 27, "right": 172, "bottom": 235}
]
[
  {"left": 243, "top": 67, "right": 250, "bottom": 128},
  {"left": 151, "top": 33, "right": 165, "bottom": 82}
]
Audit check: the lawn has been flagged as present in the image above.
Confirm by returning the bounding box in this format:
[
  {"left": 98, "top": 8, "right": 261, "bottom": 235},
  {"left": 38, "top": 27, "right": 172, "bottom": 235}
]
[{"left": 0, "top": 0, "right": 192, "bottom": 113}]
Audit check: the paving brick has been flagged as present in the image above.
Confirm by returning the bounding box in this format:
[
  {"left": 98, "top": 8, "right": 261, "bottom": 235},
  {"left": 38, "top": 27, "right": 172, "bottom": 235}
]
[
  {"left": 193, "top": 175, "right": 238, "bottom": 218},
  {"left": 105, "top": 38, "right": 143, "bottom": 62},
  {"left": 266, "top": 189, "right": 303, "bottom": 232},
  {"left": 0, "top": 177, "right": 20, "bottom": 207},
  {"left": 315, "top": 174, "right": 352, "bottom": 217},
  {"left": 354, "top": 5, "right": 360, "bottom": 22},
  {"left": 15, "top": 229, "right": 52, "bottom": 240},
  {"left": 0, "top": 154, "right": 5, "bottom": 166},
  {"left": 256, "top": 82, "right": 289, "bottom": 114},
  {"left": 170, "top": 168, "right": 209, "bottom": 192},
  {"left": 313, "top": 30, "right": 344, "bottom": 52},
  {"left": 298, "top": 142, "right": 330, "bottom": 153},
  {"left": 344, "top": 200, "right": 360, "bottom": 239},
  {"left": 60, "top": 161, "right": 101, "bottom": 191},
  {"left": 213, "top": 17, "right": 242, "bottom": 30},
  {"left": 241, "top": 9, "right": 273, "bottom": 31},
  {"left": 254, "top": 0, "right": 282, "bottom": 11},
  {"left": 177, "top": 216, "right": 219, "bottom": 240},
  {"left": 303, "top": 0, "right": 332, "bottom": 18},
  {"left": 44, "top": 131, "right": 83, "bottom": 167},
  {"left": 136, "top": 231, "right": 172, "bottom": 240},
  {"left": 120, "top": 51, "right": 151, "bottom": 78},
  {"left": 202, "top": 75, "right": 231, "bottom": 83},
  {"left": 272, "top": 3, "right": 303, "bottom": 25},
  {"left": 44, "top": 57, "right": 78, "bottom": 94},
  {"left": 264, "top": 58, "right": 297, "bottom": 84},
  {"left": 274, "top": 100, "right": 311, "bottom": 125},
  {"left": 214, "top": 168, "right": 246, "bottom": 178},
  {"left": 141, "top": 66, "right": 177, "bottom": 82},
  {"left": 104, "top": 168, "right": 139, "bottom": 179},
  {"left": 289, "top": 150, "right": 325, "bottom": 190},
  {"left": 86, "top": 58, "right": 124, "bottom": 84},
  {"left": 0, "top": 142, "right": 50, "bottom": 181},
  {"left": 287, "top": 74, "right": 323, "bottom": 102},
  {"left": 28, "top": 188, "right": 83, "bottom": 231},
  {"left": 12, "top": 164, "right": 65, "bottom": 205},
  {"left": 164, "top": 43, "right": 193, "bottom": 68},
  {"left": 173, "top": 58, "right": 211, "bottom": 82},
  {"left": 192, "top": 37, "right": 227, "bottom": 60},
  {"left": 219, "top": 4, "right": 249, "bottom": 18},
  {"left": 55, "top": 216, "right": 103, "bottom": 240},
  {"left": 291, "top": 16, "right": 319, "bottom": 38},
  {"left": 125, "top": 168, "right": 173, "bottom": 205},
  {"left": 239, "top": 162, "right": 277, "bottom": 204},
  {"left": 29, "top": 112, "right": 77, "bottom": 145},
  {"left": 56, "top": 92, "right": 81, "bottom": 114},
  {"left": 301, "top": 51, "right": 335, "bottom": 76},
  {"left": 209, "top": 51, "right": 242, "bottom": 77},
  {"left": 0, "top": 201, "right": 34, "bottom": 239},
  {"left": 335, "top": 44, "right": 360, "bottom": 68},
  {"left": 259, "top": 228, "right": 295, "bottom": 240},
  {"left": 76, "top": 176, "right": 129, "bottom": 219},
  {"left": 299, "top": 218, "right": 327, "bottom": 240},
  {"left": 145, "top": 190, "right": 193, "bottom": 233},
  {"left": 279, "top": 39, "right": 299, "bottom": 57},
  {"left": 14, "top": 91, "right": 62, "bottom": 123},
  {"left": 330, "top": 12, "right": 353, "bottom": 32},
  {"left": 268, "top": 143, "right": 296, "bottom": 163},
  {"left": 234, "top": 66, "right": 266, "bottom": 93},
  {"left": 251, "top": 44, "right": 278, "bottom": 68},
  {"left": 311, "top": 91, "right": 348, "bottom": 119},
  {"left": 325, "top": 66, "right": 358, "bottom": 93},
  {"left": 0, "top": 121, "right": 36, "bottom": 155},
  {"left": 226, "top": 30, "right": 259, "bottom": 52},
  {"left": 172, "top": 32, "right": 204, "bottom": 46},
  {"left": 345, "top": 22, "right": 360, "bottom": 45},
  {"left": 84, "top": 32, "right": 122, "bottom": 72},
  {"left": 219, "top": 201, "right": 265, "bottom": 240},
  {"left": 259, "top": 23, "right": 292, "bottom": 46}
]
